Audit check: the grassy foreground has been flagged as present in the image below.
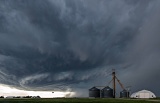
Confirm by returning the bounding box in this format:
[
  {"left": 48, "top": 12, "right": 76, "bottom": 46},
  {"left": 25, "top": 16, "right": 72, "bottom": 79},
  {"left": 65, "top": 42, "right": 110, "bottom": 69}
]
[{"left": 0, "top": 98, "right": 158, "bottom": 103}]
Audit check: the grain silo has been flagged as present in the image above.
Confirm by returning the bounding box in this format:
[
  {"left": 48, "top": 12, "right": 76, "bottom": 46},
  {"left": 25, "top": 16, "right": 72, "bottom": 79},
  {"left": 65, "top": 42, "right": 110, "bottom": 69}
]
[
  {"left": 101, "top": 86, "right": 113, "bottom": 98},
  {"left": 89, "top": 69, "right": 128, "bottom": 98},
  {"left": 120, "top": 89, "right": 129, "bottom": 98},
  {"left": 89, "top": 87, "right": 100, "bottom": 98}
]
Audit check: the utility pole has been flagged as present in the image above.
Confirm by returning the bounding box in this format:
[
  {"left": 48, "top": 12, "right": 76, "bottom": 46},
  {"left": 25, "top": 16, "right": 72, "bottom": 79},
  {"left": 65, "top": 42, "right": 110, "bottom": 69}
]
[{"left": 112, "top": 69, "right": 116, "bottom": 98}]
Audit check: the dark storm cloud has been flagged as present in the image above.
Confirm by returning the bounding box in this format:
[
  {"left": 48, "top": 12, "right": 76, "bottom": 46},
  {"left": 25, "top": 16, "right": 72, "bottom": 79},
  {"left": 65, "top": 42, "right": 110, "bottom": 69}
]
[
  {"left": 0, "top": 0, "right": 159, "bottom": 96},
  {"left": 118, "top": 1, "right": 160, "bottom": 95}
]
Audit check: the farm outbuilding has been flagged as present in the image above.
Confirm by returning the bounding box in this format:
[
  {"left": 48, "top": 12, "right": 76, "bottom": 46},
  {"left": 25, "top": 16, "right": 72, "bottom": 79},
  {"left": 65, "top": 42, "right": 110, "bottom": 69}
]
[
  {"left": 89, "top": 87, "right": 100, "bottom": 98},
  {"left": 131, "top": 90, "right": 156, "bottom": 98}
]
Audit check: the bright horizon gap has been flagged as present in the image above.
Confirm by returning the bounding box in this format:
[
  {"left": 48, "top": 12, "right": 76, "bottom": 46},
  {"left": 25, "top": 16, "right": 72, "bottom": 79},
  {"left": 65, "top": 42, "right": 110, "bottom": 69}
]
[{"left": 0, "top": 84, "right": 75, "bottom": 98}]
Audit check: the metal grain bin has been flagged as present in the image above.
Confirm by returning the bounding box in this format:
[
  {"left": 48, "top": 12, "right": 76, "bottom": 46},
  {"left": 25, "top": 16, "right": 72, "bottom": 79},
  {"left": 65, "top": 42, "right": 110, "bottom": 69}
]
[
  {"left": 120, "top": 89, "right": 129, "bottom": 98},
  {"left": 89, "top": 87, "right": 100, "bottom": 98},
  {"left": 101, "top": 86, "right": 113, "bottom": 98}
]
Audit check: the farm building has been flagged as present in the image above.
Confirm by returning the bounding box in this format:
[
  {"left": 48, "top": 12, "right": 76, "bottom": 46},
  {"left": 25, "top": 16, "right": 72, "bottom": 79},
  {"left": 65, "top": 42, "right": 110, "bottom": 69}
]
[{"left": 131, "top": 90, "right": 156, "bottom": 98}]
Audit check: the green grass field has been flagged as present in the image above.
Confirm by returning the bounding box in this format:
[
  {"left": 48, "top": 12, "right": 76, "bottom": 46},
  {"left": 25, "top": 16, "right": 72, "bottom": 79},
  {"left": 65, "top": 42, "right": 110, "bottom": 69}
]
[{"left": 0, "top": 98, "right": 159, "bottom": 103}]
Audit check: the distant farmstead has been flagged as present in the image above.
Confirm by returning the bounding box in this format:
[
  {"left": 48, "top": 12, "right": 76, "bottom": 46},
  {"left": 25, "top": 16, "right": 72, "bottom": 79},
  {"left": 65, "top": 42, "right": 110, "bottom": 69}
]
[{"left": 131, "top": 90, "right": 156, "bottom": 98}]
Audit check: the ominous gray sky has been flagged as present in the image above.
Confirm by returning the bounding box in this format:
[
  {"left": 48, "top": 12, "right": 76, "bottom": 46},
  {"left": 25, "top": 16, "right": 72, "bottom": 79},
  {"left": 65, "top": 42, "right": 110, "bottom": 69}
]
[{"left": 0, "top": 0, "right": 160, "bottom": 97}]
